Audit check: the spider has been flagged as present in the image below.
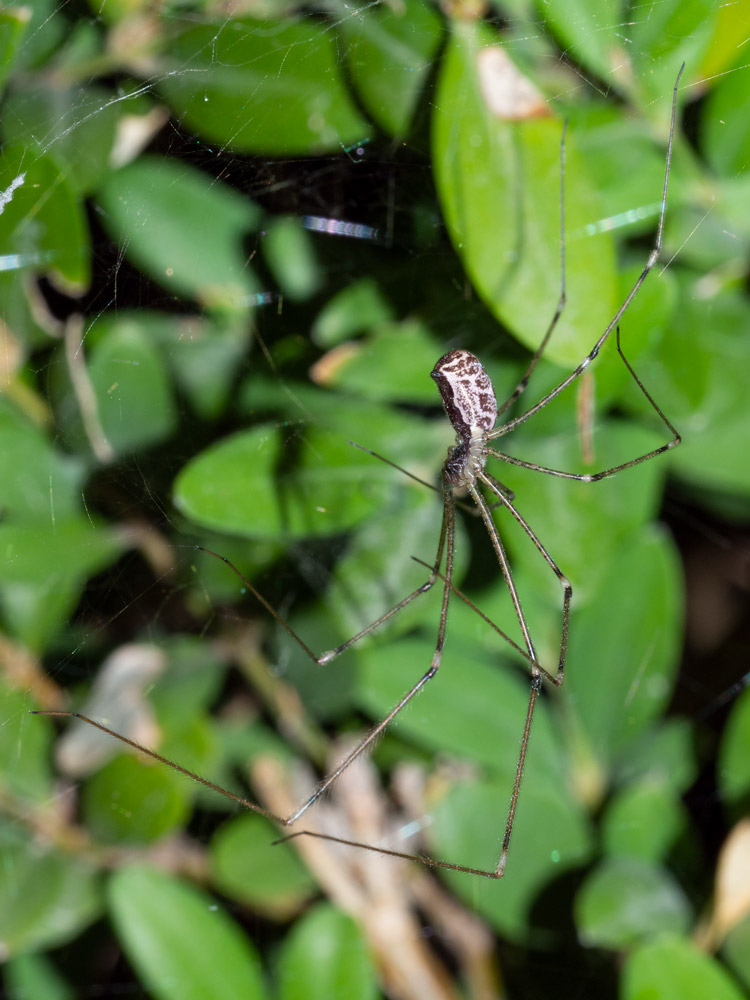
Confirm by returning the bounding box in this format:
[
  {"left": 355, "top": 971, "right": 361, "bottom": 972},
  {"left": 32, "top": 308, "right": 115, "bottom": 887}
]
[{"left": 34, "top": 67, "right": 684, "bottom": 879}]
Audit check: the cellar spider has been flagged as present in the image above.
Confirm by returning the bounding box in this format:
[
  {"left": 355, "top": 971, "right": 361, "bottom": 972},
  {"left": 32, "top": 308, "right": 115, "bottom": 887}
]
[{"left": 34, "top": 67, "right": 684, "bottom": 879}]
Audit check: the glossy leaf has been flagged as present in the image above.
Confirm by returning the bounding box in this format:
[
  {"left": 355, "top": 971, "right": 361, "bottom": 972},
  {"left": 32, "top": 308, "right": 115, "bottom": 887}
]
[
  {"left": 210, "top": 814, "right": 316, "bottom": 917},
  {"left": 563, "top": 525, "right": 683, "bottom": 765},
  {"left": 0, "top": 6, "right": 30, "bottom": 93},
  {"left": 277, "top": 902, "right": 378, "bottom": 1000},
  {"left": 431, "top": 774, "right": 592, "bottom": 938},
  {"left": 702, "top": 58, "right": 750, "bottom": 177},
  {"left": 623, "top": 285, "right": 750, "bottom": 500},
  {"left": 0, "top": 83, "right": 119, "bottom": 194},
  {"left": 0, "top": 820, "right": 100, "bottom": 957},
  {"left": 0, "top": 143, "right": 90, "bottom": 289},
  {"left": 0, "top": 411, "right": 83, "bottom": 520},
  {"left": 623, "top": 934, "right": 746, "bottom": 1000},
  {"left": 107, "top": 311, "right": 251, "bottom": 421},
  {"left": 263, "top": 216, "right": 322, "bottom": 301},
  {"left": 108, "top": 865, "right": 269, "bottom": 1000},
  {"left": 614, "top": 718, "right": 699, "bottom": 796},
  {"left": 88, "top": 318, "right": 177, "bottom": 454},
  {"left": 82, "top": 753, "right": 192, "bottom": 844},
  {"left": 159, "top": 18, "right": 371, "bottom": 155},
  {"left": 10, "top": 0, "right": 64, "bottom": 71},
  {"left": 174, "top": 423, "right": 406, "bottom": 540},
  {"left": 723, "top": 915, "right": 750, "bottom": 994},
  {"left": 341, "top": 0, "right": 442, "bottom": 136},
  {"left": 314, "top": 320, "right": 445, "bottom": 403},
  {"left": 327, "top": 485, "right": 466, "bottom": 643},
  {"left": 433, "top": 20, "right": 616, "bottom": 368},
  {"left": 602, "top": 778, "right": 691, "bottom": 864},
  {"left": 311, "top": 278, "right": 395, "bottom": 347},
  {"left": 98, "top": 157, "right": 261, "bottom": 312},
  {"left": 0, "top": 686, "right": 53, "bottom": 809},
  {"left": 535, "top": 0, "right": 619, "bottom": 83},
  {"left": 576, "top": 859, "right": 691, "bottom": 948},
  {"left": 628, "top": 2, "right": 716, "bottom": 112},
  {"left": 699, "top": 4, "right": 750, "bottom": 80},
  {"left": 4, "top": 952, "right": 74, "bottom": 1000},
  {"left": 357, "top": 636, "right": 563, "bottom": 783},
  {"left": 497, "top": 421, "right": 668, "bottom": 605},
  {"left": 0, "top": 518, "right": 123, "bottom": 651}
]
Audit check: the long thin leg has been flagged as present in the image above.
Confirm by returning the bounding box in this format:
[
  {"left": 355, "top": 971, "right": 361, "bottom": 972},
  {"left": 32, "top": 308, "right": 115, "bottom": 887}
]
[
  {"left": 479, "top": 472, "right": 570, "bottom": 684},
  {"left": 286, "top": 487, "right": 563, "bottom": 876},
  {"left": 281, "top": 485, "right": 542, "bottom": 877},
  {"left": 409, "top": 554, "right": 560, "bottom": 683},
  {"left": 287, "top": 489, "right": 457, "bottom": 821},
  {"left": 33, "top": 495, "right": 447, "bottom": 829},
  {"left": 197, "top": 523, "right": 448, "bottom": 668},
  {"left": 283, "top": 485, "right": 554, "bottom": 877},
  {"left": 497, "top": 120, "right": 568, "bottom": 418},
  {"left": 487, "top": 326, "right": 681, "bottom": 482},
  {"left": 347, "top": 440, "right": 497, "bottom": 511},
  {"left": 466, "top": 483, "right": 542, "bottom": 875},
  {"left": 489, "top": 64, "right": 684, "bottom": 441}
]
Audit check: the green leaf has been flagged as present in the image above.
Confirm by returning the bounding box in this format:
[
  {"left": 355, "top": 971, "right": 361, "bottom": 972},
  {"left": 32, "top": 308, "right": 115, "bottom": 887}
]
[
  {"left": 0, "top": 6, "right": 31, "bottom": 94},
  {"left": 614, "top": 718, "right": 698, "bottom": 795},
  {"left": 328, "top": 485, "right": 464, "bottom": 643},
  {"left": 0, "top": 143, "right": 90, "bottom": 290},
  {"left": 723, "top": 914, "right": 750, "bottom": 994},
  {"left": 718, "top": 688, "right": 750, "bottom": 815},
  {"left": 534, "top": 0, "right": 618, "bottom": 83},
  {"left": 431, "top": 773, "right": 592, "bottom": 938},
  {"left": 623, "top": 285, "right": 750, "bottom": 500},
  {"left": 433, "top": 21, "right": 617, "bottom": 368},
  {"left": 82, "top": 753, "right": 193, "bottom": 844},
  {"left": 159, "top": 18, "right": 371, "bottom": 155},
  {"left": 0, "top": 674, "right": 53, "bottom": 805},
  {"left": 497, "top": 422, "right": 669, "bottom": 605},
  {"left": 563, "top": 526, "right": 683, "bottom": 766},
  {"left": 263, "top": 215, "right": 322, "bottom": 301},
  {"left": 602, "top": 778, "right": 691, "bottom": 864},
  {"left": 277, "top": 902, "right": 378, "bottom": 1000},
  {"left": 357, "top": 636, "right": 563, "bottom": 782},
  {"left": 311, "top": 278, "right": 395, "bottom": 347},
  {"left": 11, "top": 0, "right": 65, "bottom": 70},
  {"left": 174, "top": 423, "right": 404, "bottom": 540},
  {"left": 702, "top": 58, "right": 750, "bottom": 177},
  {"left": 0, "top": 83, "right": 119, "bottom": 194},
  {"left": 210, "top": 814, "right": 316, "bottom": 917},
  {"left": 623, "top": 934, "right": 746, "bottom": 1000},
  {"left": 103, "top": 311, "right": 251, "bottom": 421},
  {"left": 151, "top": 636, "right": 229, "bottom": 730},
  {"left": 699, "top": 4, "right": 750, "bottom": 79},
  {"left": 575, "top": 859, "right": 691, "bottom": 949},
  {"left": 108, "top": 865, "right": 269, "bottom": 1000},
  {"left": 98, "top": 156, "right": 261, "bottom": 312},
  {"left": 88, "top": 317, "right": 177, "bottom": 454},
  {"left": 629, "top": 2, "right": 716, "bottom": 112},
  {"left": 0, "top": 820, "right": 100, "bottom": 957},
  {"left": 315, "top": 320, "right": 445, "bottom": 403},
  {"left": 0, "top": 518, "right": 123, "bottom": 651},
  {"left": 341, "top": 0, "right": 442, "bottom": 136},
  {"left": 4, "top": 952, "right": 74, "bottom": 1000},
  {"left": 0, "top": 411, "right": 84, "bottom": 520},
  {"left": 573, "top": 110, "right": 682, "bottom": 249}
]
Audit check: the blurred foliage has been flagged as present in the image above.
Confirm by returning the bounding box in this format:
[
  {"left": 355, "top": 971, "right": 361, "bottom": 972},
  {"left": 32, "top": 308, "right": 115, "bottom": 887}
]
[{"left": 1, "top": 1, "right": 749, "bottom": 998}]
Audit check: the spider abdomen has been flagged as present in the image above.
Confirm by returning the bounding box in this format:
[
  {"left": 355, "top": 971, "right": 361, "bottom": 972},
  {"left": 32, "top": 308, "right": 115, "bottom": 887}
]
[{"left": 431, "top": 349, "right": 498, "bottom": 441}]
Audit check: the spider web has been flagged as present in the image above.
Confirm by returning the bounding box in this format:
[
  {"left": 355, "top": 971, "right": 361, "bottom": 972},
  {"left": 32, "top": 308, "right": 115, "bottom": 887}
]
[{"left": 1, "top": 2, "right": 749, "bottom": 998}]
